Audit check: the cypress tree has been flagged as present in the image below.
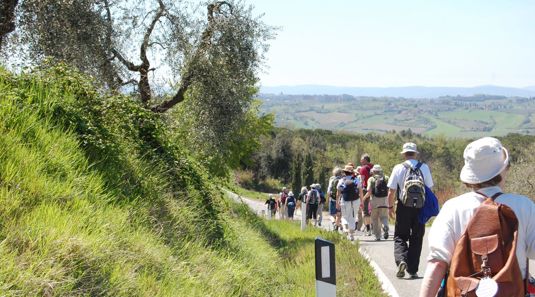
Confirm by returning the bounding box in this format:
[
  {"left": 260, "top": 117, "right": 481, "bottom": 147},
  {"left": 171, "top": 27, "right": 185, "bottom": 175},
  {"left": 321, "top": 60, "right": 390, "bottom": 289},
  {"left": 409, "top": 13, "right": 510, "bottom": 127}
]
[
  {"left": 303, "top": 153, "right": 314, "bottom": 188},
  {"left": 291, "top": 154, "right": 303, "bottom": 195}
]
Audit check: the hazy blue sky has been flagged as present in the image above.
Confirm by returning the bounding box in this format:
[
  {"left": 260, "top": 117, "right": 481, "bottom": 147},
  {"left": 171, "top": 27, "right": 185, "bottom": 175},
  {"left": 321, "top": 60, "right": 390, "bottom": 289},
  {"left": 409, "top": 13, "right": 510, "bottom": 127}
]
[{"left": 250, "top": 0, "right": 535, "bottom": 88}]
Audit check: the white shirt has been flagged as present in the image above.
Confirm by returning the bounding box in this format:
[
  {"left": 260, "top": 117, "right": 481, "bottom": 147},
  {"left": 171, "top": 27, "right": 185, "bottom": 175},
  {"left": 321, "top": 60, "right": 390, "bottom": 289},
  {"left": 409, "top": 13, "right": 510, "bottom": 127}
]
[
  {"left": 427, "top": 186, "right": 535, "bottom": 278},
  {"left": 387, "top": 160, "right": 434, "bottom": 198}
]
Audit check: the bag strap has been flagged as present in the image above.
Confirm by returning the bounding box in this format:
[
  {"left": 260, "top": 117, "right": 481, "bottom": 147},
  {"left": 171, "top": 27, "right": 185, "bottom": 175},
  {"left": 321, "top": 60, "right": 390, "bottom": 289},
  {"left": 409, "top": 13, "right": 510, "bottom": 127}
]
[
  {"left": 526, "top": 258, "right": 529, "bottom": 294},
  {"left": 475, "top": 191, "right": 503, "bottom": 201}
]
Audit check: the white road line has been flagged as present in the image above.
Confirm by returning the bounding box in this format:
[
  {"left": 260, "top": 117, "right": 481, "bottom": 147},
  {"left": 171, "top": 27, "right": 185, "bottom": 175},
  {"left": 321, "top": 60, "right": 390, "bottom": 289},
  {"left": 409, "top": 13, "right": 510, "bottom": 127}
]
[{"left": 358, "top": 247, "right": 400, "bottom": 297}]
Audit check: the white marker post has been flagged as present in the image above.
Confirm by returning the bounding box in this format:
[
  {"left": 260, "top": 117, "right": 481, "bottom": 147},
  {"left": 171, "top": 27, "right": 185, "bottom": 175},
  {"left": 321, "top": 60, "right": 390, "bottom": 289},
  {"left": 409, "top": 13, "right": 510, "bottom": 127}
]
[{"left": 315, "top": 237, "right": 336, "bottom": 297}]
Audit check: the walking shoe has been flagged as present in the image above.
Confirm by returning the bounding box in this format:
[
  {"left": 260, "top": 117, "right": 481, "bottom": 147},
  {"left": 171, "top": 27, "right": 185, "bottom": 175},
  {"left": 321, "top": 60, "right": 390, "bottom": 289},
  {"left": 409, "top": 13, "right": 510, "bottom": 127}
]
[
  {"left": 396, "top": 261, "right": 407, "bottom": 278},
  {"left": 409, "top": 273, "right": 419, "bottom": 279},
  {"left": 383, "top": 226, "right": 389, "bottom": 239},
  {"left": 375, "top": 237, "right": 381, "bottom": 241}
]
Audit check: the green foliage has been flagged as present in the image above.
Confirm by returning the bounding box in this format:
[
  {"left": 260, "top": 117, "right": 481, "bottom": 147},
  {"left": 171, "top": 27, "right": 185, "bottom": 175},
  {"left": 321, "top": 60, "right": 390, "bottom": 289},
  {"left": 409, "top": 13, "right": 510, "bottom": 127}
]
[{"left": 246, "top": 127, "right": 535, "bottom": 202}]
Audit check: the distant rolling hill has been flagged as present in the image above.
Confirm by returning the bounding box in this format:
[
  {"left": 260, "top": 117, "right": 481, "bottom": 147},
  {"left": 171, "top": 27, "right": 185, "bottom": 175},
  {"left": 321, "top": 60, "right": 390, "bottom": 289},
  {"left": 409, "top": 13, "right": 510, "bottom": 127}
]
[
  {"left": 258, "top": 93, "right": 535, "bottom": 138},
  {"left": 260, "top": 85, "right": 535, "bottom": 98}
]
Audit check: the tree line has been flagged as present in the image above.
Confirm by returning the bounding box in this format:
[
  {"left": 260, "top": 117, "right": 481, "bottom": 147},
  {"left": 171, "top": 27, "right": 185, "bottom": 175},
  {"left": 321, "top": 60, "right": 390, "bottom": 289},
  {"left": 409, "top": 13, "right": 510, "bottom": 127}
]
[{"left": 242, "top": 128, "right": 535, "bottom": 202}]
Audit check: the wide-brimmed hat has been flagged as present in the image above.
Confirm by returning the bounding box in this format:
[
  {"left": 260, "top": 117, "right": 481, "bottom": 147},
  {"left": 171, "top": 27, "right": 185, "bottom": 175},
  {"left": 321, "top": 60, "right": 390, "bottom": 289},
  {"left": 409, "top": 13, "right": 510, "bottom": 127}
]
[
  {"left": 371, "top": 164, "right": 383, "bottom": 173},
  {"left": 460, "top": 137, "right": 509, "bottom": 184},
  {"left": 400, "top": 142, "right": 419, "bottom": 154},
  {"left": 343, "top": 165, "right": 354, "bottom": 173},
  {"left": 288, "top": 191, "right": 294, "bottom": 197}
]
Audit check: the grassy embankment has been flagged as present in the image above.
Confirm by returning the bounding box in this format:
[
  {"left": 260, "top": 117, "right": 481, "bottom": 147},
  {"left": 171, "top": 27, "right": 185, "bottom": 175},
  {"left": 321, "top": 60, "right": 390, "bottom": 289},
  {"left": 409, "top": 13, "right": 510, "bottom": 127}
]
[{"left": 0, "top": 66, "right": 385, "bottom": 296}]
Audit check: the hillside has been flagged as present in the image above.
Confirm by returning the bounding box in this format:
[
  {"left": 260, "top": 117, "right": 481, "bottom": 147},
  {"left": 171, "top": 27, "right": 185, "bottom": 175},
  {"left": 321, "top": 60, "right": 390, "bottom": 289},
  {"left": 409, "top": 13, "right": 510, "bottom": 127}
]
[
  {"left": 0, "top": 67, "right": 385, "bottom": 296},
  {"left": 259, "top": 94, "right": 535, "bottom": 138}
]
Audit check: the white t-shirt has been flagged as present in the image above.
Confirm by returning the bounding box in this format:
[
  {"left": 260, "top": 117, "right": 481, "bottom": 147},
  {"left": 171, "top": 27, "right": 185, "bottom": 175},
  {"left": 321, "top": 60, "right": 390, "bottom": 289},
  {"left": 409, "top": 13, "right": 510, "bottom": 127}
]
[
  {"left": 387, "top": 160, "right": 434, "bottom": 199},
  {"left": 427, "top": 186, "right": 535, "bottom": 278}
]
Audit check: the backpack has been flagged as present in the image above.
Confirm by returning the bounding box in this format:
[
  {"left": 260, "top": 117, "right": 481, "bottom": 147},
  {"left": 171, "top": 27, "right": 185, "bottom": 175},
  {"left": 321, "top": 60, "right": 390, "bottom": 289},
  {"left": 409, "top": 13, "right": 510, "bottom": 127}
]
[
  {"left": 372, "top": 175, "right": 389, "bottom": 198},
  {"left": 400, "top": 162, "right": 425, "bottom": 208},
  {"left": 287, "top": 196, "right": 296, "bottom": 208},
  {"left": 341, "top": 177, "right": 359, "bottom": 202},
  {"left": 446, "top": 192, "right": 525, "bottom": 297},
  {"left": 319, "top": 191, "right": 326, "bottom": 204},
  {"left": 328, "top": 176, "right": 340, "bottom": 200},
  {"left": 308, "top": 189, "right": 319, "bottom": 205}
]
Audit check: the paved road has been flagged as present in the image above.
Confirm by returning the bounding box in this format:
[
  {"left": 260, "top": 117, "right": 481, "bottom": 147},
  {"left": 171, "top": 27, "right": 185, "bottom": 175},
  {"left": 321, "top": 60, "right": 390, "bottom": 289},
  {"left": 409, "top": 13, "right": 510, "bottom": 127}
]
[{"left": 228, "top": 192, "right": 534, "bottom": 297}]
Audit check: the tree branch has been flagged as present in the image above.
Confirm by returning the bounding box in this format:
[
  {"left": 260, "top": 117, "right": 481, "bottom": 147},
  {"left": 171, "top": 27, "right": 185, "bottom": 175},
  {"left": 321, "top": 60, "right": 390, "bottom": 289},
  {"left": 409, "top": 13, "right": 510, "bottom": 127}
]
[
  {"left": 151, "top": 1, "right": 231, "bottom": 113},
  {"left": 112, "top": 48, "right": 141, "bottom": 71},
  {"left": 140, "top": 0, "right": 165, "bottom": 66},
  {"left": 120, "top": 79, "right": 138, "bottom": 87},
  {"left": 136, "top": 0, "right": 166, "bottom": 105}
]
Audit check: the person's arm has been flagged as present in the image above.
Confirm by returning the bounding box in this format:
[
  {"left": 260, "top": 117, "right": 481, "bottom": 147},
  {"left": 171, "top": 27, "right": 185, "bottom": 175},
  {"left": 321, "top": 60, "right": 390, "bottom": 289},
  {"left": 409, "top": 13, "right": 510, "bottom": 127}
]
[
  {"left": 358, "top": 183, "right": 364, "bottom": 202},
  {"left": 387, "top": 188, "right": 396, "bottom": 219},
  {"left": 419, "top": 260, "right": 448, "bottom": 297}
]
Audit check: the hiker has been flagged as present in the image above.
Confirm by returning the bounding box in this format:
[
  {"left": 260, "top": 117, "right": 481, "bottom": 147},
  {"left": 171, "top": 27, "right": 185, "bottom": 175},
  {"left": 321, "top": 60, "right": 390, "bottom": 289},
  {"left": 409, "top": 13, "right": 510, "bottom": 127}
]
[
  {"left": 337, "top": 164, "right": 363, "bottom": 241},
  {"left": 359, "top": 154, "right": 374, "bottom": 235},
  {"left": 328, "top": 167, "right": 343, "bottom": 231},
  {"left": 316, "top": 184, "right": 326, "bottom": 226},
  {"left": 355, "top": 166, "right": 364, "bottom": 231},
  {"left": 419, "top": 137, "right": 535, "bottom": 297},
  {"left": 279, "top": 187, "right": 288, "bottom": 220},
  {"left": 306, "top": 184, "right": 320, "bottom": 226},
  {"left": 286, "top": 191, "right": 297, "bottom": 219},
  {"left": 387, "top": 142, "right": 434, "bottom": 279},
  {"left": 265, "top": 194, "right": 277, "bottom": 219},
  {"left": 364, "top": 164, "right": 390, "bottom": 241}
]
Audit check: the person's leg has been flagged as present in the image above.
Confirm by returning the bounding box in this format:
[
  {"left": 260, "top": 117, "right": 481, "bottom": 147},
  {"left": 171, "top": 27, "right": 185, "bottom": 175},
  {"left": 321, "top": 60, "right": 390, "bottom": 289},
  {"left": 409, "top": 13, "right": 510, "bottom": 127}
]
[
  {"left": 311, "top": 204, "right": 318, "bottom": 226},
  {"left": 363, "top": 199, "right": 372, "bottom": 235},
  {"left": 394, "top": 204, "right": 411, "bottom": 268},
  {"left": 407, "top": 210, "right": 425, "bottom": 276},
  {"left": 341, "top": 202, "right": 354, "bottom": 233},
  {"left": 379, "top": 208, "right": 389, "bottom": 239},
  {"left": 371, "top": 208, "right": 381, "bottom": 240},
  {"left": 317, "top": 203, "right": 323, "bottom": 226},
  {"left": 357, "top": 205, "right": 363, "bottom": 231}
]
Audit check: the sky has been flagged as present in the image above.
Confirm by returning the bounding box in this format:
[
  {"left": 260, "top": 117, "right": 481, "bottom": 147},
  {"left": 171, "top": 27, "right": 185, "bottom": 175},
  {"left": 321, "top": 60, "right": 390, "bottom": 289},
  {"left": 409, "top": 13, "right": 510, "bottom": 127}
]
[{"left": 249, "top": 0, "right": 535, "bottom": 88}]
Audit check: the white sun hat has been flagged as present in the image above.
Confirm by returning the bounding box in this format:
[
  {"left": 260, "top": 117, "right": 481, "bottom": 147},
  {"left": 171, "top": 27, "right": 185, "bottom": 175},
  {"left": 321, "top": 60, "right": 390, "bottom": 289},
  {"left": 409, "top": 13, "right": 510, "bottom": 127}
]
[
  {"left": 371, "top": 164, "right": 383, "bottom": 173},
  {"left": 400, "top": 142, "right": 419, "bottom": 154},
  {"left": 459, "top": 137, "right": 509, "bottom": 184}
]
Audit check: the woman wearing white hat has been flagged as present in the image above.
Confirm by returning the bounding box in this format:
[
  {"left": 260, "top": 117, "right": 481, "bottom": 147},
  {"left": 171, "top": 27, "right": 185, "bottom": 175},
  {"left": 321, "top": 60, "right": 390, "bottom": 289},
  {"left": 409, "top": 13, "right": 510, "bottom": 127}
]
[{"left": 419, "top": 137, "right": 535, "bottom": 296}]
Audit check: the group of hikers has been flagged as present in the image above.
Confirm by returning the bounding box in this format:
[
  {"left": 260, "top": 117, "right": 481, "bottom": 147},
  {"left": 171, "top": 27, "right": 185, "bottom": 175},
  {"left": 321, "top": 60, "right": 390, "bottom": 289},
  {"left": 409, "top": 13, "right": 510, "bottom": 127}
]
[{"left": 264, "top": 138, "right": 535, "bottom": 296}]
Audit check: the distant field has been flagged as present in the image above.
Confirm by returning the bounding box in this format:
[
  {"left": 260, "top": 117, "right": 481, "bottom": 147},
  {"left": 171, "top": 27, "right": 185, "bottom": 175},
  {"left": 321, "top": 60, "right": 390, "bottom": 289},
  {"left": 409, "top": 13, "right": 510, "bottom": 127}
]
[{"left": 260, "top": 94, "right": 535, "bottom": 138}]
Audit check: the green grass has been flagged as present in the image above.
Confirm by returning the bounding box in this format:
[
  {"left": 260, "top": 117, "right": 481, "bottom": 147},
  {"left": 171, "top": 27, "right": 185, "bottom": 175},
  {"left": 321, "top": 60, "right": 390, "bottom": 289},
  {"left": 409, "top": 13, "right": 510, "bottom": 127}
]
[
  {"left": 423, "top": 115, "right": 463, "bottom": 136},
  {"left": 0, "top": 66, "right": 386, "bottom": 296},
  {"left": 227, "top": 200, "right": 387, "bottom": 297}
]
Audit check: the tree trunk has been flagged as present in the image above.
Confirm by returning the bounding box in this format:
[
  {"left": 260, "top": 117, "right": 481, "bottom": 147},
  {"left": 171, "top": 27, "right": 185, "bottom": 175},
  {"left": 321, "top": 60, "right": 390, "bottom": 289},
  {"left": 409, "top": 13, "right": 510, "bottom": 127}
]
[{"left": 0, "top": 0, "right": 18, "bottom": 50}]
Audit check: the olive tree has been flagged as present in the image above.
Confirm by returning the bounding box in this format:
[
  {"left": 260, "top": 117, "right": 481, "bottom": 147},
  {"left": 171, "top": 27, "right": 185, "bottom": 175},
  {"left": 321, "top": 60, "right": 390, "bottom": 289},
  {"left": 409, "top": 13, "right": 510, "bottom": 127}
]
[
  {"left": 11, "top": 0, "right": 274, "bottom": 175},
  {"left": 12, "top": 0, "right": 272, "bottom": 112}
]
